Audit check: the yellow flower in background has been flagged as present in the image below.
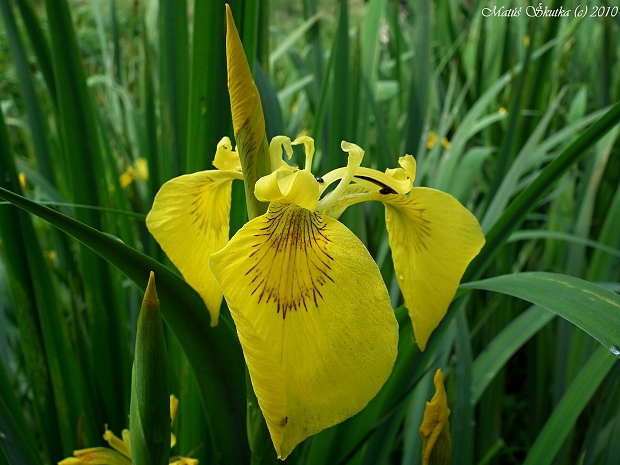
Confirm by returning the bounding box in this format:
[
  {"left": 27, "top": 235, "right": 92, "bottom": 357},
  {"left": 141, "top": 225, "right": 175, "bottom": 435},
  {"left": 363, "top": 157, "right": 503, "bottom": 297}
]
[
  {"left": 120, "top": 158, "right": 149, "bottom": 188},
  {"left": 420, "top": 369, "right": 451, "bottom": 465},
  {"left": 58, "top": 395, "right": 197, "bottom": 465},
  {"left": 426, "top": 130, "right": 451, "bottom": 150},
  {"left": 18, "top": 172, "right": 27, "bottom": 190},
  {"left": 426, "top": 130, "right": 438, "bottom": 149},
  {"left": 146, "top": 4, "right": 484, "bottom": 460}
]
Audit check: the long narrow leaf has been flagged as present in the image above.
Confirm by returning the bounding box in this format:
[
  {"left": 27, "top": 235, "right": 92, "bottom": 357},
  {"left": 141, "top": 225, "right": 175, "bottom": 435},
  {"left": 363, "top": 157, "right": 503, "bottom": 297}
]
[
  {"left": 0, "top": 359, "right": 43, "bottom": 465},
  {"left": 523, "top": 345, "right": 616, "bottom": 465},
  {"left": 0, "top": 187, "right": 250, "bottom": 464},
  {"left": 461, "top": 272, "right": 620, "bottom": 352},
  {"left": 472, "top": 306, "right": 555, "bottom": 402},
  {"left": 46, "top": 0, "right": 130, "bottom": 429},
  {"left": 465, "top": 100, "right": 620, "bottom": 281}
]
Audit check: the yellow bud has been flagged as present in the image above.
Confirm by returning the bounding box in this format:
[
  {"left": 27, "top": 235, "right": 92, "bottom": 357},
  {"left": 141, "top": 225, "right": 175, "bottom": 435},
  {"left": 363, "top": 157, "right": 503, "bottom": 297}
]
[
  {"left": 420, "top": 369, "right": 451, "bottom": 465},
  {"left": 18, "top": 172, "right": 26, "bottom": 190}
]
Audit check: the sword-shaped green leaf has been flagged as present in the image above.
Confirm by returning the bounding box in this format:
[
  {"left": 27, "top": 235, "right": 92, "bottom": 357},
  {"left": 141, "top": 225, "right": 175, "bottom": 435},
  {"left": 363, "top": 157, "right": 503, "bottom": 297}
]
[{"left": 0, "top": 186, "right": 250, "bottom": 464}]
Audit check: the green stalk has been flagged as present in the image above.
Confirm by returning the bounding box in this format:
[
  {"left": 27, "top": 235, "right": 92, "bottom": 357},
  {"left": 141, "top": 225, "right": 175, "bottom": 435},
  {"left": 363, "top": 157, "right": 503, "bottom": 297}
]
[
  {"left": 13, "top": 0, "right": 57, "bottom": 103},
  {"left": 46, "top": 0, "right": 130, "bottom": 431},
  {"left": 325, "top": 0, "right": 349, "bottom": 173},
  {"left": 0, "top": 99, "right": 97, "bottom": 457},
  {"left": 241, "top": 0, "right": 259, "bottom": 75},
  {"left": 0, "top": 0, "right": 54, "bottom": 183},
  {"left": 0, "top": 359, "right": 43, "bottom": 465},
  {"left": 404, "top": 0, "right": 431, "bottom": 157},
  {"left": 159, "top": 0, "right": 189, "bottom": 178},
  {"left": 187, "top": 0, "right": 231, "bottom": 173}
]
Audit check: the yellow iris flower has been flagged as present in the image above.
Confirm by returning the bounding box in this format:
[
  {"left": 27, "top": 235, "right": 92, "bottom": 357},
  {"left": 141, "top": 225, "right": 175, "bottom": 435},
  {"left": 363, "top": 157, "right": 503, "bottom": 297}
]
[
  {"left": 145, "top": 5, "right": 484, "bottom": 460},
  {"left": 58, "top": 395, "right": 197, "bottom": 465}
]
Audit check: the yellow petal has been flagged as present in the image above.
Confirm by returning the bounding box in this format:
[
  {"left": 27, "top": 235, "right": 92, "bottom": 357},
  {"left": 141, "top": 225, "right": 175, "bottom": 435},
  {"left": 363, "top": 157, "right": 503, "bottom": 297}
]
[
  {"left": 384, "top": 188, "right": 485, "bottom": 350},
  {"left": 269, "top": 135, "right": 293, "bottom": 171},
  {"left": 209, "top": 203, "right": 398, "bottom": 459},
  {"left": 420, "top": 369, "right": 451, "bottom": 465},
  {"left": 60, "top": 447, "right": 132, "bottom": 465},
  {"left": 317, "top": 141, "right": 364, "bottom": 211},
  {"left": 397, "top": 154, "right": 416, "bottom": 182},
  {"left": 324, "top": 184, "right": 375, "bottom": 219},
  {"left": 426, "top": 131, "right": 438, "bottom": 150},
  {"left": 121, "top": 430, "right": 131, "bottom": 458},
  {"left": 255, "top": 166, "right": 319, "bottom": 211},
  {"left": 169, "top": 457, "right": 199, "bottom": 465},
  {"left": 135, "top": 158, "right": 149, "bottom": 181},
  {"left": 168, "top": 455, "right": 198, "bottom": 465},
  {"left": 213, "top": 137, "right": 242, "bottom": 172},
  {"left": 103, "top": 425, "right": 131, "bottom": 458},
  {"left": 226, "top": 5, "right": 260, "bottom": 138},
  {"left": 225, "top": 4, "right": 270, "bottom": 217},
  {"left": 170, "top": 394, "right": 179, "bottom": 425},
  {"left": 119, "top": 167, "right": 135, "bottom": 188},
  {"left": 322, "top": 155, "right": 416, "bottom": 219},
  {"left": 291, "top": 135, "right": 315, "bottom": 170},
  {"left": 320, "top": 158, "right": 415, "bottom": 197},
  {"left": 146, "top": 170, "right": 242, "bottom": 325},
  {"left": 19, "top": 172, "right": 27, "bottom": 190}
]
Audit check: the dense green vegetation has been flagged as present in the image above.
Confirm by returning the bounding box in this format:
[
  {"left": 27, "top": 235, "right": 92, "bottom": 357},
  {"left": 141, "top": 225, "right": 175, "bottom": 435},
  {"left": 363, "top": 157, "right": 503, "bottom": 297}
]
[{"left": 0, "top": 0, "right": 619, "bottom": 464}]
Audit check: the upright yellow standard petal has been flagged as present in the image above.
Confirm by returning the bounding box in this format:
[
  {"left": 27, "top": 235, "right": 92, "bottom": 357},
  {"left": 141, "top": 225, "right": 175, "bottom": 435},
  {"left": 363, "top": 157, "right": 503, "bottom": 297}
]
[
  {"left": 209, "top": 203, "right": 399, "bottom": 459},
  {"left": 420, "top": 369, "right": 451, "bottom": 465},
  {"left": 146, "top": 170, "right": 241, "bottom": 325},
  {"left": 225, "top": 5, "right": 260, "bottom": 138},
  {"left": 384, "top": 188, "right": 485, "bottom": 350},
  {"left": 225, "top": 5, "right": 270, "bottom": 218}
]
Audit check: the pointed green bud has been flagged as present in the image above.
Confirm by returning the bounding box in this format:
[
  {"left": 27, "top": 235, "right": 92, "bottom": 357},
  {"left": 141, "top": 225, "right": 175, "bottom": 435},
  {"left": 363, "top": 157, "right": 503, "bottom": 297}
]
[{"left": 130, "top": 272, "right": 170, "bottom": 465}]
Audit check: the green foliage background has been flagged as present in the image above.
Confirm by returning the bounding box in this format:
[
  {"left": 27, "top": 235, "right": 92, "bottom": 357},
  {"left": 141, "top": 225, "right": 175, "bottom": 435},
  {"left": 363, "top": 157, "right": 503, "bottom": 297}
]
[{"left": 0, "top": 0, "right": 619, "bottom": 464}]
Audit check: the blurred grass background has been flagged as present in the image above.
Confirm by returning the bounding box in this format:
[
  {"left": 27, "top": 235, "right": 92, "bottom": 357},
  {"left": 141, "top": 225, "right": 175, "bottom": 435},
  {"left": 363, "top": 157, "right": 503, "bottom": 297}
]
[{"left": 0, "top": 0, "right": 619, "bottom": 464}]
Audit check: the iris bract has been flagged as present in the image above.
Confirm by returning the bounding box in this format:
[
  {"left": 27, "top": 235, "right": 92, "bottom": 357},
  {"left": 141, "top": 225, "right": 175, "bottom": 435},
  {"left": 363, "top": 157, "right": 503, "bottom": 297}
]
[{"left": 146, "top": 5, "right": 484, "bottom": 460}]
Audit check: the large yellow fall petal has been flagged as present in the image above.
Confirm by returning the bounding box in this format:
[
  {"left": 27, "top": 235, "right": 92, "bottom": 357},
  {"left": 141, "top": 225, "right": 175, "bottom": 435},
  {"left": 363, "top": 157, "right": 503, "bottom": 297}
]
[
  {"left": 209, "top": 203, "right": 399, "bottom": 459},
  {"left": 146, "top": 170, "right": 242, "bottom": 325},
  {"left": 420, "top": 369, "right": 451, "bottom": 465},
  {"left": 384, "top": 188, "right": 485, "bottom": 350}
]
